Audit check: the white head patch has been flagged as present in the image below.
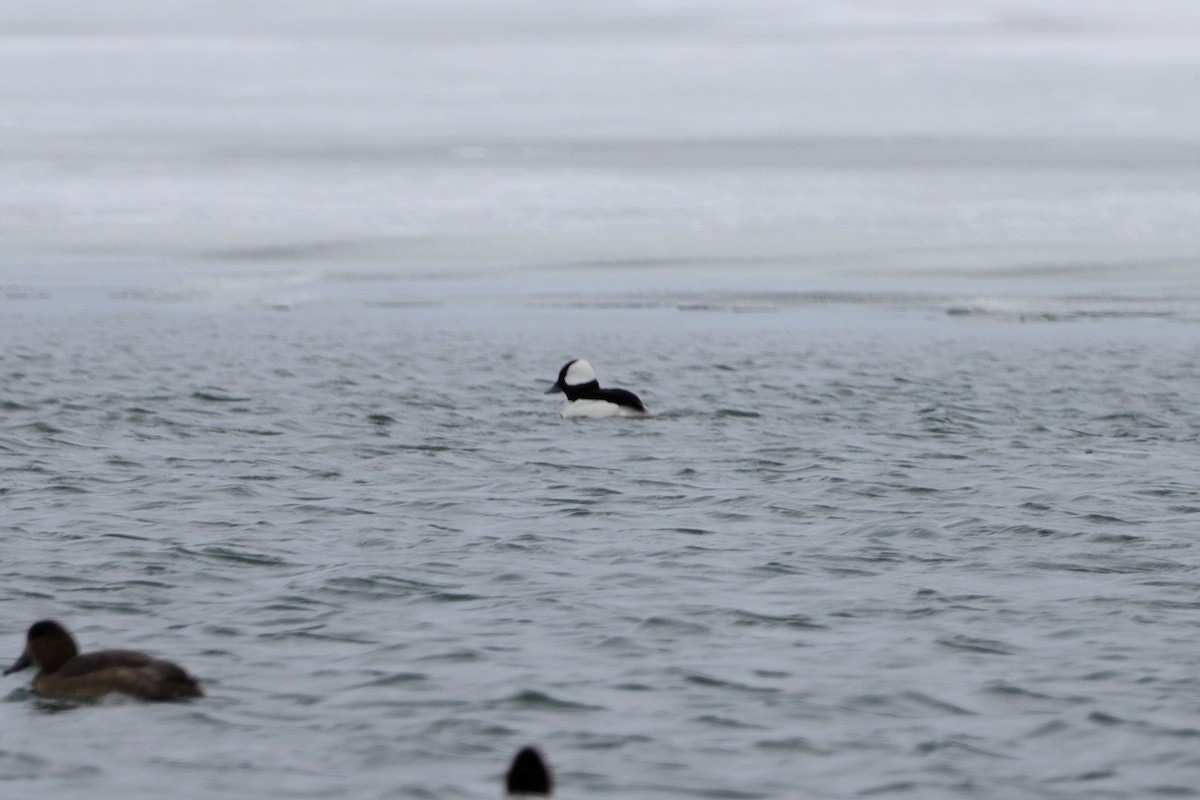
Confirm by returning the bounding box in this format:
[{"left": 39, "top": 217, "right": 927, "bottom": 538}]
[{"left": 564, "top": 359, "right": 596, "bottom": 386}]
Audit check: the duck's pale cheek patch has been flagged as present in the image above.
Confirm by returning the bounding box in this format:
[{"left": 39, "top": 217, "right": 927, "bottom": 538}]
[{"left": 564, "top": 359, "right": 596, "bottom": 386}]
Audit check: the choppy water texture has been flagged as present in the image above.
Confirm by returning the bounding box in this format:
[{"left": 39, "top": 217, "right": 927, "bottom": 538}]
[
  {"left": 3, "top": 0, "right": 1200, "bottom": 797},
  {"left": 3, "top": 271, "right": 1200, "bottom": 799}
]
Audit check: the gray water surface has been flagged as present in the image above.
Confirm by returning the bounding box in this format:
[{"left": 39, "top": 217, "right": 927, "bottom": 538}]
[{"left": 4, "top": 284, "right": 1200, "bottom": 799}]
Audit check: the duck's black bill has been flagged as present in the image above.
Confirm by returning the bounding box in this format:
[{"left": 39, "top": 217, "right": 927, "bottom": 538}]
[
  {"left": 544, "top": 384, "right": 563, "bottom": 395},
  {"left": 3, "top": 653, "right": 31, "bottom": 675}
]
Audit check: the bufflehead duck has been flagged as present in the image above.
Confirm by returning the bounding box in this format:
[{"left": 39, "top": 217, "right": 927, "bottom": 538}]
[
  {"left": 545, "top": 359, "right": 647, "bottom": 418},
  {"left": 4, "top": 620, "right": 204, "bottom": 701},
  {"left": 507, "top": 746, "right": 553, "bottom": 797}
]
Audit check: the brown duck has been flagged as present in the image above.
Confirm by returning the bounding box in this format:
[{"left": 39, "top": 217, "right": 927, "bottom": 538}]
[{"left": 4, "top": 620, "right": 203, "bottom": 701}]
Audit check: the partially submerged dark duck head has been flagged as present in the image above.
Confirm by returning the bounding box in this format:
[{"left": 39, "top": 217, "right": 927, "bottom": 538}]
[{"left": 506, "top": 745, "right": 553, "bottom": 797}]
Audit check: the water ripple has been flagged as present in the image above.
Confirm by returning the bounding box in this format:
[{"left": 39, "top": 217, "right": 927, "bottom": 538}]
[{"left": 3, "top": 305, "right": 1199, "bottom": 799}]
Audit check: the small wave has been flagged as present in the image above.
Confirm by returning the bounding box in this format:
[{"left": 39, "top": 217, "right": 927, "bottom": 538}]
[
  {"left": 348, "top": 672, "right": 429, "bottom": 689},
  {"left": 177, "top": 545, "right": 290, "bottom": 568},
  {"left": 671, "top": 669, "right": 781, "bottom": 695},
  {"left": 497, "top": 690, "right": 603, "bottom": 712},
  {"left": 728, "top": 610, "right": 827, "bottom": 631},
  {"left": 936, "top": 635, "right": 1017, "bottom": 656},
  {"left": 848, "top": 691, "right": 976, "bottom": 717},
  {"left": 191, "top": 389, "right": 251, "bottom": 403},
  {"left": 692, "top": 714, "right": 765, "bottom": 729},
  {"left": 755, "top": 736, "right": 825, "bottom": 753},
  {"left": 321, "top": 575, "right": 481, "bottom": 603},
  {"left": 715, "top": 408, "right": 760, "bottom": 418}
]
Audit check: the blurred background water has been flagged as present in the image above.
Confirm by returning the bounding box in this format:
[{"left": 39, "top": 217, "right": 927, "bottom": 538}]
[
  {"left": 0, "top": 0, "right": 1197, "bottom": 269},
  {"left": 2, "top": 2, "right": 1200, "bottom": 799}
]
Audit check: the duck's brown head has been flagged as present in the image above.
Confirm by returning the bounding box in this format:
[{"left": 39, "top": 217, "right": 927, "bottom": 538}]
[{"left": 4, "top": 620, "right": 80, "bottom": 676}]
